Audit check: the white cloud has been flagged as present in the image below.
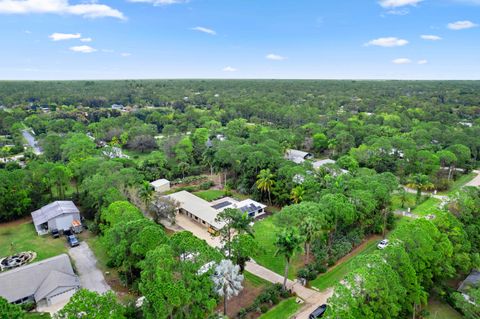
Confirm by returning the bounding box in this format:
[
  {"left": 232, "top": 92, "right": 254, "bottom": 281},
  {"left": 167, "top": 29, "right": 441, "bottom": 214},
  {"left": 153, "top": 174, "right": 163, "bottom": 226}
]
[
  {"left": 24, "top": 30, "right": 31, "bottom": 34},
  {"left": 80, "top": 37, "right": 92, "bottom": 42},
  {"left": 121, "top": 52, "right": 132, "bottom": 57},
  {"left": 266, "top": 53, "right": 287, "bottom": 61},
  {"left": 418, "top": 59, "right": 428, "bottom": 64},
  {"left": 393, "top": 58, "right": 412, "bottom": 64},
  {"left": 0, "top": 0, "right": 125, "bottom": 20},
  {"left": 421, "top": 34, "right": 442, "bottom": 41},
  {"left": 447, "top": 20, "right": 478, "bottom": 30},
  {"left": 69, "top": 45, "right": 97, "bottom": 53},
  {"left": 379, "top": 0, "right": 422, "bottom": 8},
  {"left": 385, "top": 9, "right": 409, "bottom": 15},
  {"left": 191, "top": 27, "right": 216, "bottom": 35},
  {"left": 127, "top": 0, "right": 188, "bottom": 6},
  {"left": 222, "top": 66, "right": 237, "bottom": 72},
  {"left": 365, "top": 37, "right": 408, "bottom": 47},
  {"left": 49, "top": 32, "right": 81, "bottom": 41}
]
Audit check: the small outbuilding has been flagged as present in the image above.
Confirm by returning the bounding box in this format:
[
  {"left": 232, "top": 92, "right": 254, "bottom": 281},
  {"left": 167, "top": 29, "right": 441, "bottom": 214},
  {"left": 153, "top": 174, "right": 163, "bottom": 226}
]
[
  {"left": 31, "top": 201, "right": 80, "bottom": 235},
  {"left": 150, "top": 179, "right": 171, "bottom": 193}
]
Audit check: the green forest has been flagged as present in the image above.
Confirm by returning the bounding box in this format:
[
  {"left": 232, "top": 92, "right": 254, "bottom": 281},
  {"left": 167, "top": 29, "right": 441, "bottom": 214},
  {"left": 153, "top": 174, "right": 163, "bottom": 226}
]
[{"left": 0, "top": 80, "right": 479, "bottom": 319}]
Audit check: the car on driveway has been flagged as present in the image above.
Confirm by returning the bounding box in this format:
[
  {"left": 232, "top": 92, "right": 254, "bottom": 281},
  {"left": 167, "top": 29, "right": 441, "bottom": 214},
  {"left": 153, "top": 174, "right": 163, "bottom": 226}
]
[
  {"left": 309, "top": 304, "right": 327, "bottom": 318},
  {"left": 377, "top": 239, "right": 389, "bottom": 249},
  {"left": 67, "top": 235, "right": 79, "bottom": 247}
]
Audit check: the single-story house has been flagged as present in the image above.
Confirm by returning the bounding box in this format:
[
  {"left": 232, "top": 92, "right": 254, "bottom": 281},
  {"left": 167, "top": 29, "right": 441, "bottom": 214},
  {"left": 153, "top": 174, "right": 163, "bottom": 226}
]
[
  {"left": 168, "top": 191, "right": 225, "bottom": 234},
  {"left": 150, "top": 179, "right": 171, "bottom": 193},
  {"left": 211, "top": 197, "right": 267, "bottom": 218},
  {"left": 0, "top": 254, "right": 80, "bottom": 307},
  {"left": 459, "top": 270, "right": 480, "bottom": 293},
  {"left": 312, "top": 159, "right": 336, "bottom": 170},
  {"left": 31, "top": 201, "right": 81, "bottom": 235},
  {"left": 458, "top": 270, "right": 480, "bottom": 305},
  {"left": 285, "top": 149, "right": 313, "bottom": 164}
]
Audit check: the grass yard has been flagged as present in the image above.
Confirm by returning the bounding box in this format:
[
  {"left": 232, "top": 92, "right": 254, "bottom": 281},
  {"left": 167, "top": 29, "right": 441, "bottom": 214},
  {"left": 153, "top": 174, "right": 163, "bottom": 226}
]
[
  {"left": 0, "top": 220, "right": 67, "bottom": 261},
  {"left": 412, "top": 197, "right": 442, "bottom": 216},
  {"left": 258, "top": 298, "right": 301, "bottom": 319},
  {"left": 425, "top": 297, "right": 463, "bottom": 319},
  {"left": 193, "top": 189, "right": 225, "bottom": 202},
  {"left": 439, "top": 172, "right": 476, "bottom": 195},
  {"left": 244, "top": 271, "right": 271, "bottom": 287},
  {"left": 252, "top": 216, "right": 303, "bottom": 280},
  {"left": 390, "top": 193, "right": 416, "bottom": 211},
  {"left": 26, "top": 313, "right": 51, "bottom": 318},
  {"left": 310, "top": 237, "right": 379, "bottom": 291}
]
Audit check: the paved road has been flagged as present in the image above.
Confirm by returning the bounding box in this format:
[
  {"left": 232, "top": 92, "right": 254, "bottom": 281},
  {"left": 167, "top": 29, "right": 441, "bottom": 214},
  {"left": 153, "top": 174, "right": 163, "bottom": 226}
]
[
  {"left": 466, "top": 170, "right": 480, "bottom": 187},
  {"left": 172, "top": 214, "right": 332, "bottom": 319},
  {"left": 22, "top": 129, "right": 42, "bottom": 155},
  {"left": 68, "top": 242, "right": 111, "bottom": 294}
]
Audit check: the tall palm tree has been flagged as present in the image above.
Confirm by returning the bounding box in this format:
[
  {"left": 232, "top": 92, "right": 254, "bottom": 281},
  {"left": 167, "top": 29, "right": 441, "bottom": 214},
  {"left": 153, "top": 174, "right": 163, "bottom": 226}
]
[
  {"left": 275, "top": 228, "right": 303, "bottom": 291},
  {"left": 256, "top": 169, "right": 275, "bottom": 205},
  {"left": 290, "top": 186, "right": 305, "bottom": 204},
  {"left": 212, "top": 259, "right": 244, "bottom": 316},
  {"left": 406, "top": 174, "right": 434, "bottom": 204},
  {"left": 138, "top": 181, "right": 154, "bottom": 213},
  {"left": 299, "top": 217, "right": 320, "bottom": 263}
]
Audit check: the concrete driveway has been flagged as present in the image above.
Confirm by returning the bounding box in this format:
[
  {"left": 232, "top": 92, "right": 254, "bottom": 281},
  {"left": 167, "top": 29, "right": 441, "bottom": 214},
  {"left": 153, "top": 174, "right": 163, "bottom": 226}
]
[
  {"left": 68, "top": 241, "right": 111, "bottom": 293},
  {"left": 172, "top": 214, "right": 223, "bottom": 248}
]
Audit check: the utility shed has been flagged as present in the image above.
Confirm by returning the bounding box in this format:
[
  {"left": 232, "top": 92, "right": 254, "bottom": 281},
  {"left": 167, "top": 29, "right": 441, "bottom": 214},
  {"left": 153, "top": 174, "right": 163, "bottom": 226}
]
[
  {"left": 31, "top": 201, "right": 80, "bottom": 235},
  {"left": 150, "top": 179, "right": 171, "bottom": 193},
  {"left": 0, "top": 254, "right": 80, "bottom": 307}
]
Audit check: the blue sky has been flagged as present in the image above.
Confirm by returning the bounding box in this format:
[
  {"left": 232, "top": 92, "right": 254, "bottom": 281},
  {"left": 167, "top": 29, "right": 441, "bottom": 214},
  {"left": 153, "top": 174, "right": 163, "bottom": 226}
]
[{"left": 0, "top": 0, "right": 479, "bottom": 80}]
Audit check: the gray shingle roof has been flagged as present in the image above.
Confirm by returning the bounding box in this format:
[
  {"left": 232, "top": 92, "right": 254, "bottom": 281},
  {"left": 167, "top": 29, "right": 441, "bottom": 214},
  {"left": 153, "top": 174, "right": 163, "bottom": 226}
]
[
  {"left": 0, "top": 254, "right": 79, "bottom": 303},
  {"left": 31, "top": 201, "right": 80, "bottom": 226}
]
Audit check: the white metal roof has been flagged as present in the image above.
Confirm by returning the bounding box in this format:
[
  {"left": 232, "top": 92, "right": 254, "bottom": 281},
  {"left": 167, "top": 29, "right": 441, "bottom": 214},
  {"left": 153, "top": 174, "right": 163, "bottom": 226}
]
[
  {"left": 150, "top": 179, "right": 170, "bottom": 187},
  {"left": 167, "top": 191, "right": 224, "bottom": 229}
]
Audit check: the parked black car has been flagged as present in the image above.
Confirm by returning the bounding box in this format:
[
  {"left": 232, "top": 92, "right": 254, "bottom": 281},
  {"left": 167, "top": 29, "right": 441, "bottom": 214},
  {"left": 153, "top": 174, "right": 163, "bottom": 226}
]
[
  {"left": 67, "top": 235, "right": 79, "bottom": 247},
  {"left": 309, "top": 304, "right": 327, "bottom": 319},
  {"left": 51, "top": 228, "right": 60, "bottom": 238}
]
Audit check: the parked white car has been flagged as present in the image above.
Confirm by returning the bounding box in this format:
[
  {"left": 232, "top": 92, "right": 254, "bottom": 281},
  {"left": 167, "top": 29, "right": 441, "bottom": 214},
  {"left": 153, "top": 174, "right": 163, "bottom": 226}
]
[{"left": 377, "top": 239, "right": 389, "bottom": 249}]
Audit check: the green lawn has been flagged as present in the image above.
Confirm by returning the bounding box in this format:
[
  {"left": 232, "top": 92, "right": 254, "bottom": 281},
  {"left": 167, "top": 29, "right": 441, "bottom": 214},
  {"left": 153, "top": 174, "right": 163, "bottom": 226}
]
[
  {"left": 425, "top": 297, "right": 463, "bottom": 319},
  {"left": 310, "top": 238, "right": 379, "bottom": 291},
  {"left": 439, "top": 172, "right": 476, "bottom": 195},
  {"left": 193, "top": 189, "right": 225, "bottom": 202},
  {"left": 244, "top": 271, "right": 271, "bottom": 287},
  {"left": 390, "top": 193, "right": 416, "bottom": 211},
  {"left": 26, "top": 313, "right": 51, "bottom": 319},
  {"left": 252, "top": 216, "right": 303, "bottom": 280},
  {"left": 258, "top": 298, "right": 301, "bottom": 319},
  {"left": 0, "top": 221, "right": 67, "bottom": 261},
  {"left": 412, "top": 197, "right": 442, "bottom": 216}
]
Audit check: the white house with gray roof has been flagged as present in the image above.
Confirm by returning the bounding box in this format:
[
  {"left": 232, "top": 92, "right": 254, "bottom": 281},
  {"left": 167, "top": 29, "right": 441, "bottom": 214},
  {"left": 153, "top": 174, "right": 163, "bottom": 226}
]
[
  {"left": 31, "top": 201, "right": 80, "bottom": 235},
  {"left": 0, "top": 254, "right": 80, "bottom": 307}
]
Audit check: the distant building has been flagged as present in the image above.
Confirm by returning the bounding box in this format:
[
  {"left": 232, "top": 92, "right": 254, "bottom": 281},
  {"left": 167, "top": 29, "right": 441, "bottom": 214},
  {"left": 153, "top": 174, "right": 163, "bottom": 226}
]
[
  {"left": 312, "top": 159, "right": 336, "bottom": 170},
  {"left": 150, "top": 179, "right": 171, "bottom": 193},
  {"left": 31, "top": 201, "right": 81, "bottom": 235},
  {"left": 0, "top": 254, "right": 80, "bottom": 307},
  {"left": 285, "top": 149, "right": 313, "bottom": 164},
  {"left": 111, "top": 104, "right": 124, "bottom": 110}
]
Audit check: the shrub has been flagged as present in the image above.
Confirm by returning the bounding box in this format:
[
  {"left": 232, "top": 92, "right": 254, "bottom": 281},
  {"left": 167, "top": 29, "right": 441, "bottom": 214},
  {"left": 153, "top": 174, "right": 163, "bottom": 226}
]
[
  {"left": 199, "top": 181, "right": 215, "bottom": 190},
  {"left": 260, "top": 304, "right": 269, "bottom": 313}
]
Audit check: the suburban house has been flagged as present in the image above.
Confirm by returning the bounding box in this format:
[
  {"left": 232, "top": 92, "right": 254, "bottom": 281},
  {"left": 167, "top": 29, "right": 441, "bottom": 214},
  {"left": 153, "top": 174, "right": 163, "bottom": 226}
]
[
  {"left": 211, "top": 197, "right": 267, "bottom": 218},
  {"left": 285, "top": 149, "right": 313, "bottom": 164},
  {"left": 0, "top": 254, "right": 80, "bottom": 307},
  {"left": 458, "top": 270, "right": 480, "bottom": 304},
  {"left": 167, "top": 191, "right": 266, "bottom": 234},
  {"left": 150, "top": 178, "right": 171, "bottom": 193},
  {"left": 313, "top": 159, "right": 348, "bottom": 174},
  {"left": 168, "top": 191, "right": 225, "bottom": 234},
  {"left": 31, "top": 201, "right": 81, "bottom": 235}
]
